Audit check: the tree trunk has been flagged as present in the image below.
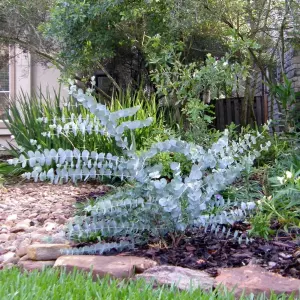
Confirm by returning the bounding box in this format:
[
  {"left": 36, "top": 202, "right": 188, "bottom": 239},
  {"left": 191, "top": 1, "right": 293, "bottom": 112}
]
[{"left": 241, "top": 77, "right": 251, "bottom": 126}]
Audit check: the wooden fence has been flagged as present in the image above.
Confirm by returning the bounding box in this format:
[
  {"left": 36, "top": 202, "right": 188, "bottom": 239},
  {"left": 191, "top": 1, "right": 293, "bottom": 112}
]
[{"left": 214, "top": 96, "right": 268, "bottom": 130}]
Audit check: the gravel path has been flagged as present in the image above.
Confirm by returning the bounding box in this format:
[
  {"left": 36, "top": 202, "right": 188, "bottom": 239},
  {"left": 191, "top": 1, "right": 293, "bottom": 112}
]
[{"left": 0, "top": 182, "right": 105, "bottom": 267}]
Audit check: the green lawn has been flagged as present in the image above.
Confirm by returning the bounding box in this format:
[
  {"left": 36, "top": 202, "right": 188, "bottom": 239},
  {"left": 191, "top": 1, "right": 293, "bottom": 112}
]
[{"left": 0, "top": 268, "right": 297, "bottom": 300}]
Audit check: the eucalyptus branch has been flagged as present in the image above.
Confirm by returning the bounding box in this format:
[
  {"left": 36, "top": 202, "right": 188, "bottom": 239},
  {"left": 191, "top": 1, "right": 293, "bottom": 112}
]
[
  {"left": 96, "top": 62, "right": 121, "bottom": 93},
  {"left": 8, "top": 83, "right": 271, "bottom": 253},
  {"left": 73, "top": 75, "right": 111, "bottom": 101}
]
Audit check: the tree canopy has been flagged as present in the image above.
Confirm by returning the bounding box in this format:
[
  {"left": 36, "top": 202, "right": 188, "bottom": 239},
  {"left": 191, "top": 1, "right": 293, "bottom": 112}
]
[
  {"left": 0, "top": 0, "right": 60, "bottom": 68},
  {"left": 1, "top": 0, "right": 299, "bottom": 93}
]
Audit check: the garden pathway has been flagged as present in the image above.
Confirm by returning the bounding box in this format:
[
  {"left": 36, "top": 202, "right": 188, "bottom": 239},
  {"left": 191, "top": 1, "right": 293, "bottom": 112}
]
[{"left": 0, "top": 182, "right": 104, "bottom": 267}]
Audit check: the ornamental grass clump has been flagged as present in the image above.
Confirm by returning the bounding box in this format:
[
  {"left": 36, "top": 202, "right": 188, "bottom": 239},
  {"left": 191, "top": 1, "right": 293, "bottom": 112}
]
[
  {"left": 8, "top": 82, "right": 271, "bottom": 254},
  {"left": 4, "top": 84, "right": 164, "bottom": 159}
]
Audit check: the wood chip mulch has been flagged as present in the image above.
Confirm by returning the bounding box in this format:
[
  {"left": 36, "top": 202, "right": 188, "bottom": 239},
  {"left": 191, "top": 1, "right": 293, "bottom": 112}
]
[
  {"left": 65, "top": 191, "right": 300, "bottom": 280},
  {"left": 129, "top": 226, "right": 300, "bottom": 279}
]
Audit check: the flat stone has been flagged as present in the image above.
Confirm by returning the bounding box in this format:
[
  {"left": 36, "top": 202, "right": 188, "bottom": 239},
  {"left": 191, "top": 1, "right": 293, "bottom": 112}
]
[
  {"left": 44, "top": 222, "right": 57, "bottom": 232},
  {"left": 0, "top": 252, "right": 16, "bottom": 264},
  {"left": 27, "top": 244, "right": 70, "bottom": 261},
  {"left": 6, "top": 214, "right": 17, "bottom": 222},
  {"left": 28, "top": 213, "right": 38, "bottom": 218},
  {"left": 136, "top": 266, "right": 215, "bottom": 291},
  {"left": 35, "top": 228, "right": 48, "bottom": 234},
  {"left": 54, "top": 255, "right": 157, "bottom": 279},
  {"left": 19, "top": 254, "right": 29, "bottom": 261},
  {"left": 8, "top": 233, "right": 16, "bottom": 241},
  {"left": 10, "top": 219, "right": 33, "bottom": 233},
  {"left": 56, "top": 216, "right": 67, "bottom": 225},
  {"left": 0, "top": 226, "right": 9, "bottom": 233},
  {"left": 16, "top": 238, "right": 32, "bottom": 258},
  {"left": 5, "top": 246, "right": 16, "bottom": 252},
  {"left": 268, "top": 262, "right": 277, "bottom": 268},
  {"left": 0, "top": 234, "right": 10, "bottom": 242},
  {"left": 4, "top": 221, "right": 15, "bottom": 227},
  {"left": 36, "top": 214, "right": 49, "bottom": 223},
  {"left": 215, "top": 265, "right": 300, "bottom": 297},
  {"left": 18, "top": 260, "right": 55, "bottom": 271},
  {"left": 49, "top": 233, "right": 69, "bottom": 244},
  {"left": 0, "top": 246, "right": 7, "bottom": 255},
  {"left": 3, "top": 256, "right": 19, "bottom": 265},
  {"left": 30, "top": 233, "right": 45, "bottom": 242},
  {"left": 25, "top": 227, "right": 37, "bottom": 233}
]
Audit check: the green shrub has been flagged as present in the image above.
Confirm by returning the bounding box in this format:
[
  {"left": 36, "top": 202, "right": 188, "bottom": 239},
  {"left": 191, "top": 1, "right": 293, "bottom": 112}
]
[
  {"left": 11, "top": 84, "right": 272, "bottom": 252},
  {"left": 4, "top": 89, "right": 68, "bottom": 156},
  {"left": 181, "top": 99, "right": 218, "bottom": 147},
  {"left": 246, "top": 150, "right": 300, "bottom": 237},
  {"left": 263, "top": 153, "right": 300, "bottom": 228}
]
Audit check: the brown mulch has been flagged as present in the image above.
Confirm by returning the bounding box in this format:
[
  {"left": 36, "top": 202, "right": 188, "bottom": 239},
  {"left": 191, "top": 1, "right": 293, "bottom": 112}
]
[
  {"left": 127, "top": 226, "right": 300, "bottom": 279},
  {"left": 74, "top": 188, "right": 300, "bottom": 279}
]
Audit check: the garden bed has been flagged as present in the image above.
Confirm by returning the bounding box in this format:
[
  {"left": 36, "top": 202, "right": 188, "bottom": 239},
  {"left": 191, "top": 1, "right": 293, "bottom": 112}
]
[
  {"left": 74, "top": 189, "right": 300, "bottom": 280},
  {"left": 1, "top": 181, "right": 299, "bottom": 282},
  {"left": 129, "top": 227, "right": 300, "bottom": 279}
]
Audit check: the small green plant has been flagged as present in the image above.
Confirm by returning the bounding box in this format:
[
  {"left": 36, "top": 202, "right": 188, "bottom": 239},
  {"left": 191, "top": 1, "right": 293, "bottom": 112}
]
[
  {"left": 4, "top": 89, "right": 68, "bottom": 156},
  {"left": 267, "top": 75, "right": 300, "bottom": 132},
  {"left": 265, "top": 166, "right": 300, "bottom": 228},
  {"left": 181, "top": 99, "right": 217, "bottom": 147},
  {"left": 248, "top": 210, "right": 274, "bottom": 239},
  {"left": 0, "top": 162, "right": 23, "bottom": 179},
  {"left": 251, "top": 152, "right": 300, "bottom": 233},
  {"left": 147, "top": 152, "right": 192, "bottom": 179}
]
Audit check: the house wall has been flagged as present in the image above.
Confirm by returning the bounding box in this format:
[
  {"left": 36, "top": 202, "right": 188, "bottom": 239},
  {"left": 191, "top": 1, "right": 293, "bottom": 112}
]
[
  {"left": 0, "top": 47, "right": 68, "bottom": 150},
  {"left": 285, "top": 48, "right": 300, "bottom": 92},
  {"left": 11, "top": 49, "right": 68, "bottom": 99},
  {"left": 267, "top": 48, "right": 300, "bottom": 129},
  {"left": 250, "top": 47, "right": 300, "bottom": 129}
]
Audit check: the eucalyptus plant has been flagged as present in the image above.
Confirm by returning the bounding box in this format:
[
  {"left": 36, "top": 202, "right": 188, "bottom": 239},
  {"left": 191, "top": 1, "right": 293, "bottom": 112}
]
[{"left": 8, "top": 82, "right": 271, "bottom": 254}]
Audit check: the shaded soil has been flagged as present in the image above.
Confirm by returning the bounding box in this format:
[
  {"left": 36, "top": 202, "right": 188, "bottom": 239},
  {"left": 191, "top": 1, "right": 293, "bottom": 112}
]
[{"left": 129, "top": 226, "right": 300, "bottom": 279}]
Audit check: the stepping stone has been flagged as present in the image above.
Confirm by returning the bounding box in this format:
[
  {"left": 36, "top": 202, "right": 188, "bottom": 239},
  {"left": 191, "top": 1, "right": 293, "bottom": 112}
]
[
  {"left": 136, "top": 266, "right": 215, "bottom": 291},
  {"left": 18, "top": 260, "right": 55, "bottom": 271},
  {"left": 54, "top": 255, "right": 157, "bottom": 279},
  {"left": 27, "top": 244, "right": 70, "bottom": 261},
  {"left": 215, "top": 265, "right": 300, "bottom": 298}
]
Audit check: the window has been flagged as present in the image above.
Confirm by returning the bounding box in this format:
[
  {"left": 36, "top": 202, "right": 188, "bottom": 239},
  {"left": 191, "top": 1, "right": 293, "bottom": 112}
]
[
  {"left": 96, "top": 73, "right": 112, "bottom": 96},
  {"left": 0, "top": 45, "right": 10, "bottom": 119}
]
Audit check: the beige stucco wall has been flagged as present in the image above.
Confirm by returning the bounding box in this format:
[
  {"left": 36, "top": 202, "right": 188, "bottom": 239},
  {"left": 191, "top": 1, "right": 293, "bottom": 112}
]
[
  {"left": 32, "top": 63, "right": 61, "bottom": 97},
  {"left": 0, "top": 47, "right": 68, "bottom": 149},
  {"left": 10, "top": 48, "right": 68, "bottom": 99}
]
